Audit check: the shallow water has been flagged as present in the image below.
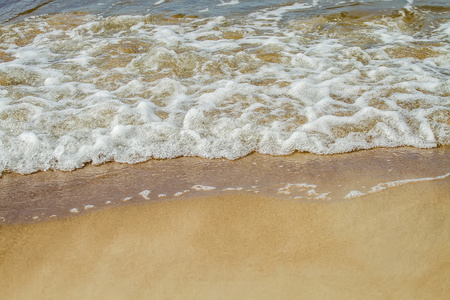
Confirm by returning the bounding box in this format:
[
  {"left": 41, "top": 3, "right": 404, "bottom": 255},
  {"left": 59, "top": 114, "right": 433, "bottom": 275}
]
[
  {"left": 1, "top": 147, "right": 449, "bottom": 223},
  {"left": 2, "top": 0, "right": 449, "bottom": 24},
  {"left": 0, "top": 0, "right": 449, "bottom": 174}
]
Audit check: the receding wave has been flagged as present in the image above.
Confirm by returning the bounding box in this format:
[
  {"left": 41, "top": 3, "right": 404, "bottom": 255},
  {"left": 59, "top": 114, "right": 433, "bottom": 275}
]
[{"left": 0, "top": 1, "right": 449, "bottom": 174}]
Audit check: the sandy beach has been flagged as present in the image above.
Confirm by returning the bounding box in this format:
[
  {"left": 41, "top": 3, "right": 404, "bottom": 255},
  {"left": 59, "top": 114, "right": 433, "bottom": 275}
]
[
  {"left": 1, "top": 0, "right": 450, "bottom": 298},
  {"left": 1, "top": 147, "right": 450, "bottom": 299}
]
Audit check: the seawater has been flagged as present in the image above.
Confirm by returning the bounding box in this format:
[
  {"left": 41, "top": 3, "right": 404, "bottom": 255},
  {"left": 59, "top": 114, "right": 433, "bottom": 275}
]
[{"left": 0, "top": 0, "right": 449, "bottom": 175}]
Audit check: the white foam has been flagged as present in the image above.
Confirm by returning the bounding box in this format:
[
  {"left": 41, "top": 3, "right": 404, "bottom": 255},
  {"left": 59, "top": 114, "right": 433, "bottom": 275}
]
[
  {"left": 139, "top": 190, "right": 151, "bottom": 200},
  {"left": 222, "top": 187, "right": 244, "bottom": 191},
  {"left": 191, "top": 185, "right": 216, "bottom": 191},
  {"left": 70, "top": 208, "right": 79, "bottom": 213},
  {"left": 344, "top": 190, "right": 367, "bottom": 199},
  {"left": 0, "top": 6, "right": 448, "bottom": 175},
  {"left": 438, "top": 22, "right": 450, "bottom": 39},
  {"left": 344, "top": 172, "right": 450, "bottom": 199},
  {"left": 367, "top": 173, "right": 450, "bottom": 194},
  {"left": 278, "top": 183, "right": 317, "bottom": 195},
  {"left": 314, "top": 192, "right": 331, "bottom": 200},
  {"left": 217, "top": 0, "right": 239, "bottom": 7},
  {"left": 223, "top": 187, "right": 237, "bottom": 191},
  {"left": 174, "top": 190, "right": 190, "bottom": 196},
  {"left": 278, "top": 183, "right": 332, "bottom": 200}
]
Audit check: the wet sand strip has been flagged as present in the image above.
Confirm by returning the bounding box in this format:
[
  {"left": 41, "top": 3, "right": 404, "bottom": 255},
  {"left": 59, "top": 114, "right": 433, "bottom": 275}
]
[{"left": 1, "top": 146, "right": 449, "bottom": 224}]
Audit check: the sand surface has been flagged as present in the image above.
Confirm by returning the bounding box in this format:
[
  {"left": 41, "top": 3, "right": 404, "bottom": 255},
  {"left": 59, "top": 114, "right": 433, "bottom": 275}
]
[
  {"left": 1, "top": 147, "right": 449, "bottom": 223},
  {"left": 1, "top": 179, "right": 450, "bottom": 299},
  {"left": 1, "top": 148, "right": 450, "bottom": 299}
]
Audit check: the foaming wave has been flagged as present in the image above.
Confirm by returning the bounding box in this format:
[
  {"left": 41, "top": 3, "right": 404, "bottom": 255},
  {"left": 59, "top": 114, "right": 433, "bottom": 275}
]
[{"left": 0, "top": 3, "right": 449, "bottom": 174}]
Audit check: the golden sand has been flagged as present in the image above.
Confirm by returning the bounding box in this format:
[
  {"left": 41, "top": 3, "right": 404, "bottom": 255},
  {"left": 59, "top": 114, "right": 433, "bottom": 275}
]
[
  {"left": 1, "top": 148, "right": 450, "bottom": 299},
  {"left": 1, "top": 179, "right": 450, "bottom": 299}
]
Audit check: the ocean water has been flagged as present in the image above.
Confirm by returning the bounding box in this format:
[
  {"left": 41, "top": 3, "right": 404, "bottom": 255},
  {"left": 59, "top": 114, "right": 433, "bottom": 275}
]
[{"left": 0, "top": 0, "right": 449, "bottom": 175}]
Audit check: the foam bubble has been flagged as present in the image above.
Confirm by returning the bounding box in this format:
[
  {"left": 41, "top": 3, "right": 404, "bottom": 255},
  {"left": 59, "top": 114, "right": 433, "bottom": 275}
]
[
  {"left": 174, "top": 190, "right": 190, "bottom": 196},
  {"left": 344, "top": 190, "right": 366, "bottom": 199},
  {"left": 0, "top": 5, "right": 449, "bottom": 174},
  {"left": 139, "top": 190, "right": 151, "bottom": 200},
  {"left": 367, "top": 173, "right": 450, "bottom": 194},
  {"left": 191, "top": 185, "right": 216, "bottom": 191}
]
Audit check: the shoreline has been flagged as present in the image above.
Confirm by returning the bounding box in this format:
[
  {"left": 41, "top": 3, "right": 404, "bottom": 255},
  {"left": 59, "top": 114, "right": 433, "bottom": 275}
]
[
  {"left": 1, "top": 177, "right": 449, "bottom": 299},
  {"left": 1, "top": 146, "right": 449, "bottom": 298},
  {"left": 1, "top": 146, "right": 450, "bottom": 224}
]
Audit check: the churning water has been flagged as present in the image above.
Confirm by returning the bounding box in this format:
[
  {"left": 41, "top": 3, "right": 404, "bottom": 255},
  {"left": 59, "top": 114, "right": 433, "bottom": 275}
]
[{"left": 0, "top": 0, "right": 449, "bottom": 174}]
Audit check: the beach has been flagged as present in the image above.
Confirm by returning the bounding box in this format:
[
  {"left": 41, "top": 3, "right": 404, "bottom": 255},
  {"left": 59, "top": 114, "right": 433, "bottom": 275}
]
[
  {"left": 1, "top": 147, "right": 450, "bottom": 299},
  {"left": 1, "top": 0, "right": 450, "bottom": 298}
]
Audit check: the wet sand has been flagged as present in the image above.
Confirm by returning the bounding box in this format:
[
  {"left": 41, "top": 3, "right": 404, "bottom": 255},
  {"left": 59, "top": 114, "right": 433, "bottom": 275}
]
[
  {"left": 1, "top": 148, "right": 450, "bottom": 299},
  {"left": 1, "top": 147, "right": 450, "bottom": 223}
]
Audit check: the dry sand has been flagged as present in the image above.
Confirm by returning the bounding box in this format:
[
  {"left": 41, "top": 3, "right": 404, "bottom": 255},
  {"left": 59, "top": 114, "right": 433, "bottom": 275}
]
[{"left": 1, "top": 148, "right": 450, "bottom": 299}]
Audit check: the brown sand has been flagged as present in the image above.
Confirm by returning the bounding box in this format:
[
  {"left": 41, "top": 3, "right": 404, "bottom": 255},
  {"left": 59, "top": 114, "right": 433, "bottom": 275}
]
[
  {"left": 1, "top": 147, "right": 450, "bottom": 223},
  {"left": 1, "top": 148, "right": 450, "bottom": 299},
  {"left": 1, "top": 176, "right": 450, "bottom": 299}
]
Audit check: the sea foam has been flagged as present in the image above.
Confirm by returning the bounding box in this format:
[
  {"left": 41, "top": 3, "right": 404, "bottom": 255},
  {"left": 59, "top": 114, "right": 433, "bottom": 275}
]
[{"left": 0, "top": 3, "right": 449, "bottom": 174}]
